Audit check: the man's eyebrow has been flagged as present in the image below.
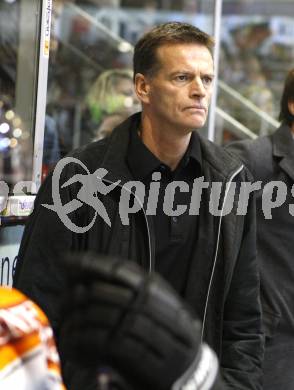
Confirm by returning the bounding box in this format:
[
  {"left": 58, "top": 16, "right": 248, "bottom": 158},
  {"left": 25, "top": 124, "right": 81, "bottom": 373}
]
[
  {"left": 202, "top": 73, "right": 215, "bottom": 78},
  {"left": 170, "top": 70, "right": 193, "bottom": 75},
  {"left": 169, "top": 71, "right": 215, "bottom": 77}
]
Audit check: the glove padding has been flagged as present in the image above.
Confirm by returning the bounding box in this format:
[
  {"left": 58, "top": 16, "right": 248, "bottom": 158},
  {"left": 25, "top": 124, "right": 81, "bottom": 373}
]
[{"left": 59, "top": 253, "right": 223, "bottom": 390}]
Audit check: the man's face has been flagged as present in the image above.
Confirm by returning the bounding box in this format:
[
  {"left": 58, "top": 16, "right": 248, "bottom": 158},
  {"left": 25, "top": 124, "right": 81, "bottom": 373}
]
[{"left": 141, "top": 43, "right": 214, "bottom": 133}]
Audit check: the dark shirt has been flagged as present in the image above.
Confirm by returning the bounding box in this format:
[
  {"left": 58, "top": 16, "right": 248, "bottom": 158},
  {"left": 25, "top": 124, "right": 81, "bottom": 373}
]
[{"left": 127, "top": 128, "right": 202, "bottom": 295}]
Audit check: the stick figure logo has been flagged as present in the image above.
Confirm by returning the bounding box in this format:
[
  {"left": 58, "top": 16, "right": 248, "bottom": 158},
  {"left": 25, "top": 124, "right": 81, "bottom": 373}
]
[{"left": 43, "top": 157, "right": 120, "bottom": 233}]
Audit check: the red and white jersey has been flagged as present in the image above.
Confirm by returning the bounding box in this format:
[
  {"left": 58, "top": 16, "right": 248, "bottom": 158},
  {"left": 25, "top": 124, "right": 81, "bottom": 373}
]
[{"left": 0, "top": 287, "right": 66, "bottom": 390}]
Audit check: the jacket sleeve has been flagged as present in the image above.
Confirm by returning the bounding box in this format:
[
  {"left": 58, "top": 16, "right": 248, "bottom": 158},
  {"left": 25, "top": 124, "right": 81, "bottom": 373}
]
[
  {"left": 13, "top": 170, "right": 74, "bottom": 331},
  {"left": 221, "top": 182, "right": 264, "bottom": 389}
]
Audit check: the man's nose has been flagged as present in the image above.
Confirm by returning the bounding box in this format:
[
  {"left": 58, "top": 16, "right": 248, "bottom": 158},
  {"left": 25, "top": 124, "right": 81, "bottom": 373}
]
[{"left": 189, "top": 78, "right": 206, "bottom": 98}]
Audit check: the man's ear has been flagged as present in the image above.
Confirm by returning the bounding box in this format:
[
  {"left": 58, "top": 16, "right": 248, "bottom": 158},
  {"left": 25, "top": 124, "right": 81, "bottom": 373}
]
[
  {"left": 288, "top": 100, "right": 294, "bottom": 116},
  {"left": 134, "top": 73, "right": 151, "bottom": 104}
]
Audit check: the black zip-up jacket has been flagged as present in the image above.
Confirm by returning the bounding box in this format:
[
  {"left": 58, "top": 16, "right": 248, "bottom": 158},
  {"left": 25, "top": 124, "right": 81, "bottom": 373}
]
[{"left": 14, "top": 113, "right": 263, "bottom": 389}]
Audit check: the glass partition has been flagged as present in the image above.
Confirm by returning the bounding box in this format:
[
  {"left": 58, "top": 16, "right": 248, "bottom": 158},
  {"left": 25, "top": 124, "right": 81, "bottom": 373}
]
[
  {"left": 0, "top": 0, "right": 40, "bottom": 189},
  {"left": 0, "top": 0, "right": 42, "bottom": 285},
  {"left": 217, "top": 1, "right": 294, "bottom": 144}
]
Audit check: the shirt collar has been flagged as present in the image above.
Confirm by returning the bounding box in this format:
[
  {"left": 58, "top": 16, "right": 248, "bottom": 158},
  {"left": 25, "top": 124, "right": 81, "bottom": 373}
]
[{"left": 127, "top": 125, "right": 202, "bottom": 180}]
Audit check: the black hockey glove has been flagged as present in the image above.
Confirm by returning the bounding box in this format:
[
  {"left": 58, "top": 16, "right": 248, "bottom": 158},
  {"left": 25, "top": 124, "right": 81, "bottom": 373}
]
[{"left": 59, "top": 253, "right": 224, "bottom": 390}]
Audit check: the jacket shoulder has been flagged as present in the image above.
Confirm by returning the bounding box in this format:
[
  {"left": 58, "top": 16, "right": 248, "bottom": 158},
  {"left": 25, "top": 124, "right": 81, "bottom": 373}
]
[
  {"left": 198, "top": 135, "right": 246, "bottom": 180},
  {"left": 226, "top": 136, "right": 273, "bottom": 181},
  {"left": 67, "top": 138, "right": 109, "bottom": 171}
]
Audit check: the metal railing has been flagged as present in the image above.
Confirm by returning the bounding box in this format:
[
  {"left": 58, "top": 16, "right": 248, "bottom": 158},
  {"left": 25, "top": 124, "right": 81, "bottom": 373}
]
[
  {"left": 218, "top": 80, "right": 280, "bottom": 126},
  {"left": 216, "top": 107, "right": 258, "bottom": 140}
]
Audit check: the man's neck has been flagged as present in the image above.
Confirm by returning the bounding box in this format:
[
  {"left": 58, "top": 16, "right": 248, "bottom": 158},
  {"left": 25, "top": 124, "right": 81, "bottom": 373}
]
[{"left": 140, "top": 113, "right": 192, "bottom": 171}]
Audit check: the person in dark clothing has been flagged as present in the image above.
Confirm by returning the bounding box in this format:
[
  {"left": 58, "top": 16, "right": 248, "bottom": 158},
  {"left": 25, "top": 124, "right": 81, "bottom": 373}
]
[
  {"left": 14, "top": 22, "right": 263, "bottom": 389},
  {"left": 226, "top": 68, "right": 294, "bottom": 390}
]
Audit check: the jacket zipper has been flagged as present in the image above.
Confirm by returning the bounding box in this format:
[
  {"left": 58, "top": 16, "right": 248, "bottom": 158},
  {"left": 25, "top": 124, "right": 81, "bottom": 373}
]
[
  {"left": 102, "top": 178, "right": 153, "bottom": 273},
  {"left": 201, "top": 164, "right": 244, "bottom": 341}
]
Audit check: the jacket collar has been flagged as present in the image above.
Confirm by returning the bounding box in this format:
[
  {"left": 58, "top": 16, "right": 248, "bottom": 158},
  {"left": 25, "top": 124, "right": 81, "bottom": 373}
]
[
  {"left": 100, "top": 112, "right": 243, "bottom": 183},
  {"left": 99, "top": 113, "right": 140, "bottom": 185},
  {"left": 272, "top": 123, "right": 294, "bottom": 181}
]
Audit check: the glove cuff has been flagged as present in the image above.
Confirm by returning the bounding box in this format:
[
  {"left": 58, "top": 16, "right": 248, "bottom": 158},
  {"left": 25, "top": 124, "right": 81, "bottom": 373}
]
[{"left": 171, "top": 343, "right": 219, "bottom": 390}]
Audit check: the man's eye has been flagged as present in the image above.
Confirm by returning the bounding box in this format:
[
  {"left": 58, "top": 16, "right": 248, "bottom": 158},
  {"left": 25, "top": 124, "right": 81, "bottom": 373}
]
[
  {"left": 176, "top": 75, "right": 188, "bottom": 81},
  {"left": 202, "top": 76, "right": 213, "bottom": 85}
]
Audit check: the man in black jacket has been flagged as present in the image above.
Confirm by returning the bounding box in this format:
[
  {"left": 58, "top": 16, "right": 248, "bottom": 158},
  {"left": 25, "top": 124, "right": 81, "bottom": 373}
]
[
  {"left": 227, "top": 68, "right": 294, "bottom": 390},
  {"left": 14, "top": 22, "right": 263, "bottom": 389}
]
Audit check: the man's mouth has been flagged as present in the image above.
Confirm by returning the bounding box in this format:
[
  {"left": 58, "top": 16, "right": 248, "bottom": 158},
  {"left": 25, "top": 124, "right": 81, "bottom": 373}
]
[{"left": 184, "top": 106, "right": 206, "bottom": 113}]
